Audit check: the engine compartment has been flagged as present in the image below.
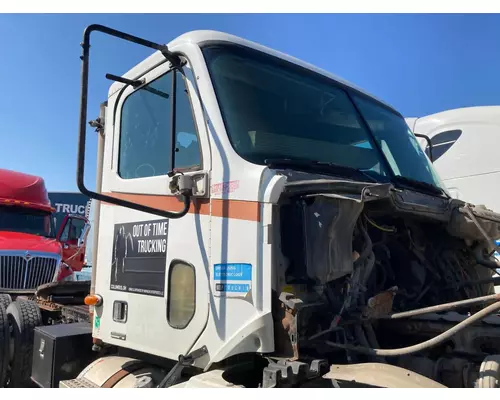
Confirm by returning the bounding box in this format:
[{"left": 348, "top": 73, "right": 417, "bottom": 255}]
[{"left": 271, "top": 178, "right": 500, "bottom": 388}]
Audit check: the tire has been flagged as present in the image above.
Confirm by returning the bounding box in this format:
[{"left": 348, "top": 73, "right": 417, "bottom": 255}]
[
  {"left": 476, "top": 355, "right": 500, "bottom": 388},
  {"left": 6, "top": 300, "right": 42, "bottom": 387},
  {"left": 0, "top": 294, "right": 12, "bottom": 309},
  {"left": 0, "top": 304, "right": 9, "bottom": 387}
]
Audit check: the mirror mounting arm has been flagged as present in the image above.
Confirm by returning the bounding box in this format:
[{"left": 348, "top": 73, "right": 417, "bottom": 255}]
[
  {"left": 170, "top": 66, "right": 177, "bottom": 174},
  {"left": 78, "top": 24, "right": 190, "bottom": 219},
  {"left": 105, "top": 73, "right": 144, "bottom": 88},
  {"left": 414, "top": 133, "right": 434, "bottom": 163}
]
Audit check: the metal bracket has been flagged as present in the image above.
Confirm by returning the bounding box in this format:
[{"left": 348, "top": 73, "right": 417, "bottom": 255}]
[
  {"left": 158, "top": 345, "right": 209, "bottom": 388},
  {"left": 262, "top": 359, "right": 329, "bottom": 388},
  {"left": 414, "top": 133, "right": 434, "bottom": 162},
  {"left": 279, "top": 292, "right": 304, "bottom": 311},
  {"left": 278, "top": 292, "right": 303, "bottom": 361},
  {"left": 461, "top": 204, "right": 500, "bottom": 254},
  {"left": 361, "top": 183, "right": 393, "bottom": 202}
]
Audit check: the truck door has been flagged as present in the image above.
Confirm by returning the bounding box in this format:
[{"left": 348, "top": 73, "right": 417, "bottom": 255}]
[
  {"left": 57, "top": 214, "right": 90, "bottom": 271},
  {"left": 95, "top": 59, "right": 211, "bottom": 361}
]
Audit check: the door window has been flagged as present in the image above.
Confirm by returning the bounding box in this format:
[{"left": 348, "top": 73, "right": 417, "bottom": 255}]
[{"left": 119, "top": 70, "right": 201, "bottom": 180}]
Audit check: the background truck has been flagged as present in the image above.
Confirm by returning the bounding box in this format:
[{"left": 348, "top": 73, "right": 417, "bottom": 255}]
[
  {"left": 0, "top": 168, "right": 92, "bottom": 387},
  {"left": 3, "top": 25, "right": 500, "bottom": 389},
  {"left": 406, "top": 105, "right": 500, "bottom": 290},
  {"left": 405, "top": 106, "right": 500, "bottom": 216},
  {"left": 0, "top": 168, "right": 91, "bottom": 298},
  {"left": 47, "top": 191, "right": 94, "bottom": 281}
]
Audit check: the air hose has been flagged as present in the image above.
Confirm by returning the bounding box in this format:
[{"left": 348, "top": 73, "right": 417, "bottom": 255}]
[
  {"left": 382, "top": 293, "right": 500, "bottom": 320},
  {"left": 326, "top": 301, "right": 500, "bottom": 357}
]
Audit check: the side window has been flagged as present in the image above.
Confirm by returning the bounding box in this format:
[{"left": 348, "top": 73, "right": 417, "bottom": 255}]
[
  {"left": 59, "top": 222, "right": 70, "bottom": 242},
  {"left": 175, "top": 73, "right": 201, "bottom": 169},
  {"left": 167, "top": 261, "right": 196, "bottom": 329},
  {"left": 119, "top": 70, "right": 201, "bottom": 180},
  {"left": 69, "top": 218, "right": 86, "bottom": 241},
  {"left": 424, "top": 129, "right": 462, "bottom": 161}
]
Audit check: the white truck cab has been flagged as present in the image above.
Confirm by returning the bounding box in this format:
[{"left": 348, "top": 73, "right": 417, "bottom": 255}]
[
  {"left": 90, "top": 28, "right": 446, "bottom": 369},
  {"left": 44, "top": 26, "right": 500, "bottom": 388},
  {"left": 406, "top": 106, "right": 500, "bottom": 209}
]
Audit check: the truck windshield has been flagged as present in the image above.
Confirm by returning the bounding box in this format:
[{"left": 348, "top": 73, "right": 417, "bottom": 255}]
[
  {"left": 202, "top": 44, "right": 445, "bottom": 192},
  {"left": 0, "top": 206, "right": 56, "bottom": 238}
]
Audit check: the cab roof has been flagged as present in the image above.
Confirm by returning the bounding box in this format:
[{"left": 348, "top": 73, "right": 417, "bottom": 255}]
[
  {"left": 0, "top": 168, "right": 54, "bottom": 213},
  {"left": 112, "top": 30, "right": 398, "bottom": 114},
  {"left": 407, "top": 106, "right": 500, "bottom": 133}
]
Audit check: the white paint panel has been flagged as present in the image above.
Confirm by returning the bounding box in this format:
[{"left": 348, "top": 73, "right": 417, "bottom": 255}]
[
  {"left": 93, "top": 205, "right": 210, "bottom": 360},
  {"left": 190, "top": 207, "right": 274, "bottom": 368}
]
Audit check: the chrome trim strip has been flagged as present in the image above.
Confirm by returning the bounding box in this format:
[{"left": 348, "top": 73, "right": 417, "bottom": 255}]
[{"left": 0, "top": 250, "right": 61, "bottom": 259}]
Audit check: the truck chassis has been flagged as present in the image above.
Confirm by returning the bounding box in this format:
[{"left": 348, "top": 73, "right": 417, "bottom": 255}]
[{"left": 0, "top": 281, "right": 94, "bottom": 388}]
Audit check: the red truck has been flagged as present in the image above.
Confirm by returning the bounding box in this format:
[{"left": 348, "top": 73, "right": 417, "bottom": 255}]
[{"left": 0, "top": 168, "right": 90, "bottom": 298}]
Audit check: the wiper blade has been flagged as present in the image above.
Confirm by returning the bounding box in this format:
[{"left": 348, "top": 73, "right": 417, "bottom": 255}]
[
  {"left": 264, "top": 158, "right": 378, "bottom": 183},
  {"left": 392, "top": 175, "right": 444, "bottom": 196},
  {"left": 314, "top": 161, "right": 379, "bottom": 183}
]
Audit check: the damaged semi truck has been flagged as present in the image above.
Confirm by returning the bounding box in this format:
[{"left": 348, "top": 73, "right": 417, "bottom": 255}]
[{"left": 4, "top": 25, "right": 500, "bottom": 388}]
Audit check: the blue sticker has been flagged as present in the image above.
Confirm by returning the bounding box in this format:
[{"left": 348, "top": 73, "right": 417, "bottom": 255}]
[
  {"left": 215, "top": 283, "right": 250, "bottom": 293},
  {"left": 213, "top": 263, "right": 252, "bottom": 296},
  {"left": 214, "top": 263, "right": 252, "bottom": 281}
]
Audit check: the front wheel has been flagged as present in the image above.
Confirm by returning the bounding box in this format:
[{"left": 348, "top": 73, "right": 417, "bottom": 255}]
[
  {"left": 6, "top": 299, "right": 42, "bottom": 387},
  {"left": 0, "top": 304, "right": 9, "bottom": 387},
  {"left": 0, "top": 294, "right": 12, "bottom": 309}
]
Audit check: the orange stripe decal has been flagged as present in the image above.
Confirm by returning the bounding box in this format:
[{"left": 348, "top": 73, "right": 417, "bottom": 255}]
[
  {"left": 102, "top": 192, "right": 261, "bottom": 222},
  {"left": 212, "top": 198, "right": 261, "bottom": 222}
]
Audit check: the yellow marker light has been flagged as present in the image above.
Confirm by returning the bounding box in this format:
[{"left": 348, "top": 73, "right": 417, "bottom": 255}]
[{"left": 84, "top": 294, "right": 103, "bottom": 306}]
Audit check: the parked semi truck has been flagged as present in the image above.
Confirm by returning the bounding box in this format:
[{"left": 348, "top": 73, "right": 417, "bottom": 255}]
[
  {"left": 0, "top": 168, "right": 91, "bottom": 298},
  {"left": 405, "top": 106, "right": 500, "bottom": 214},
  {"left": 3, "top": 25, "right": 500, "bottom": 389},
  {"left": 406, "top": 105, "right": 500, "bottom": 290},
  {"left": 0, "top": 168, "right": 92, "bottom": 387}
]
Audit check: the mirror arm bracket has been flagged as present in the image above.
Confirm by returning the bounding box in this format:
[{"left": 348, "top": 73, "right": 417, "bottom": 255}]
[
  {"left": 414, "top": 133, "right": 434, "bottom": 163},
  {"left": 78, "top": 24, "right": 190, "bottom": 219}
]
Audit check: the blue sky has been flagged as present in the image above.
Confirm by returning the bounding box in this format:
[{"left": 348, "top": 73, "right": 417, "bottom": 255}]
[{"left": 1, "top": 13, "right": 499, "bottom": 192}]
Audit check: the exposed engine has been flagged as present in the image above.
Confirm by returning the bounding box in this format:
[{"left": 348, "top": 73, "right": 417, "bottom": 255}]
[{"left": 272, "top": 177, "right": 500, "bottom": 388}]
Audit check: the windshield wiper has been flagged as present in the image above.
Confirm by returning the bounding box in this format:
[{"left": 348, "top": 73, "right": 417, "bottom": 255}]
[
  {"left": 392, "top": 175, "right": 445, "bottom": 196},
  {"left": 264, "top": 158, "right": 378, "bottom": 183}
]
